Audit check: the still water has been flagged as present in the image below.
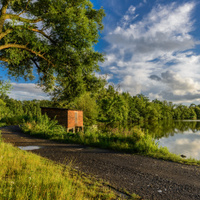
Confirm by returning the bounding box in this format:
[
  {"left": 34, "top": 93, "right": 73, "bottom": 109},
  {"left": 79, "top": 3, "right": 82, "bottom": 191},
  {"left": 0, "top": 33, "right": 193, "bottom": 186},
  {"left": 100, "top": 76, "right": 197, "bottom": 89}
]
[
  {"left": 141, "top": 120, "right": 200, "bottom": 160},
  {"left": 18, "top": 146, "right": 43, "bottom": 150}
]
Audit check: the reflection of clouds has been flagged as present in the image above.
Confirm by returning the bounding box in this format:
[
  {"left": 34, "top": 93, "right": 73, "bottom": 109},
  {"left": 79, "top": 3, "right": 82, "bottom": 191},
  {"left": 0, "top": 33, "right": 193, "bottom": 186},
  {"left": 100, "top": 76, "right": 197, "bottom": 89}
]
[{"left": 158, "top": 131, "right": 200, "bottom": 160}]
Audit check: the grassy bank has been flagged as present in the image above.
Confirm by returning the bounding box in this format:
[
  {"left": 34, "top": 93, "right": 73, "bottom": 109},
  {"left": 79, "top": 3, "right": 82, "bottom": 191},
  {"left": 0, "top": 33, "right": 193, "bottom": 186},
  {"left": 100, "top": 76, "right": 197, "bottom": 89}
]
[
  {"left": 20, "top": 115, "right": 200, "bottom": 166},
  {"left": 0, "top": 132, "right": 125, "bottom": 200}
]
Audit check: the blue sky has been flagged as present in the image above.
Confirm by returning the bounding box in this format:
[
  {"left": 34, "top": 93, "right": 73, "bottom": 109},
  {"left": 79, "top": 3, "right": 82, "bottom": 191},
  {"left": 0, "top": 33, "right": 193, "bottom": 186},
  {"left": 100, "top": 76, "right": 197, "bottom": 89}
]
[{"left": 1, "top": 0, "right": 200, "bottom": 104}]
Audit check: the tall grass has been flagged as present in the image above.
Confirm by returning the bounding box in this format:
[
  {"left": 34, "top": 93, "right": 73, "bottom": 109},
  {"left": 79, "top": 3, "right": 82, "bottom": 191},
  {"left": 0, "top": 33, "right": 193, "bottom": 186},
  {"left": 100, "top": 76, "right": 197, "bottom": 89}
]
[
  {"left": 0, "top": 132, "right": 117, "bottom": 200},
  {"left": 20, "top": 114, "right": 200, "bottom": 165}
]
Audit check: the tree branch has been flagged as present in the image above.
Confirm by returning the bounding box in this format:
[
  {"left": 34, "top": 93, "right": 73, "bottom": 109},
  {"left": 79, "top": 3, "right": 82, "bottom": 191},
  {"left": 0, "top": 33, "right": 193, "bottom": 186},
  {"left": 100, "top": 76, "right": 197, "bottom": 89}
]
[
  {"left": 30, "top": 28, "right": 56, "bottom": 44},
  {"left": 5, "top": 14, "right": 42, "bottom": 23},
  {"left": 0, "top": 26, "right": 55, "bottom": 47},
  {"left": 0, "top": 44, "right": 54, "bottom": 66},
  {"left": 31, "top": 58, "right": 44, "bottom": 73},
  {"left": 0, "top": 0, "right": 9, "bottom": 16},
  {"left": 0, "top": 26, "right": 55, "bottom": 44},
  {"left": 0, "top": 0, "right": 10, "bottom": 31},
  {"left": 0, "top": 56, "right": 9, "bottom": 62},
  {"left": 0, "top": 28, "right": 13, "bottom": 40},
  {"left": 18, "top": 0, "right": 31, "bottom": 16}
]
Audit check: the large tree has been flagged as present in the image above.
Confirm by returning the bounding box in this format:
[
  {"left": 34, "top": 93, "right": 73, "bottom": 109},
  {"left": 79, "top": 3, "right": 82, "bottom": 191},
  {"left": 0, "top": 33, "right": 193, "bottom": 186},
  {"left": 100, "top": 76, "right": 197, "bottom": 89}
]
[{"left": 0, "top": 0, "right": 105, "bottom": 100}]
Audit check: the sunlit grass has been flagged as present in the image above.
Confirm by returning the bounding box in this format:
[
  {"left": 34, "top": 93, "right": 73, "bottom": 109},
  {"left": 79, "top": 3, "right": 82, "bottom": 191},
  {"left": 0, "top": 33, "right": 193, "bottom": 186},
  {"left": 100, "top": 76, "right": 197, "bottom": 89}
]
[
  {"left": 0, "top": 122, "right": 6, "bottom": 127},
  {"left": 0, "top": 133, "right": 117, "bottom": 200}
]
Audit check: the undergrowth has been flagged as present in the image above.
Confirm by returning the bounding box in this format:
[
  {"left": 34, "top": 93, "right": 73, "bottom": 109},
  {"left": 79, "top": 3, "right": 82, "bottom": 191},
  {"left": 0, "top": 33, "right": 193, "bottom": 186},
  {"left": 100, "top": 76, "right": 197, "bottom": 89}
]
[{"left": 20, "top": 114, "right": 200, "bottom": 166}]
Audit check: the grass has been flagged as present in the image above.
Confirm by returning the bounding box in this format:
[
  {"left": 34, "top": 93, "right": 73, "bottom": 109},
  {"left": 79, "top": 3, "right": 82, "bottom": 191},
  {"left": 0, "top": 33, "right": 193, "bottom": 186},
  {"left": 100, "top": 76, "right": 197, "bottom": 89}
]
[
  {"left": 19, "top": 114, "right": 200, "bottom": 166},
  {"left": 0, "top": 122, "right": 6, "bottom": 127},
  {"left": 0, "top": 132, "right": 125, "bottom": 200}
]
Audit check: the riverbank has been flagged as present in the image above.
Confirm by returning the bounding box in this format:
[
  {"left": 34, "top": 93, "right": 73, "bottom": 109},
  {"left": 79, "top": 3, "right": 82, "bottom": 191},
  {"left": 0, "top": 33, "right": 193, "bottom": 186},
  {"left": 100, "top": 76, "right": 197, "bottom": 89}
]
[
  {"left": 1, "top": 125, "right": 200, "bottom": 200},
  {"left": 20, "top": 116, "right": 200, "bottom": 166}
]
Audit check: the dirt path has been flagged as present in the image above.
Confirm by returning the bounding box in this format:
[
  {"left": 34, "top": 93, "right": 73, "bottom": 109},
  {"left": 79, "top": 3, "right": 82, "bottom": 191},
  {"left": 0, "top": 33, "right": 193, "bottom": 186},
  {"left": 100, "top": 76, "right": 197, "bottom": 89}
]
[{"left": 1, "top": 125, "right": 200, "bottom": 200}]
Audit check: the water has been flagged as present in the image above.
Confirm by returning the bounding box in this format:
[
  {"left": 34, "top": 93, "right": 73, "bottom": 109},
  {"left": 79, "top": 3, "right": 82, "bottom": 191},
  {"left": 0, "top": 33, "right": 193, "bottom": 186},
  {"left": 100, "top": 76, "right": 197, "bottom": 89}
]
[
  {"left": 142, "top": 120, "right": 200, "bottom": 160},
  {"left": 18, "top": 146, "right": 43, "bottom": 151}
]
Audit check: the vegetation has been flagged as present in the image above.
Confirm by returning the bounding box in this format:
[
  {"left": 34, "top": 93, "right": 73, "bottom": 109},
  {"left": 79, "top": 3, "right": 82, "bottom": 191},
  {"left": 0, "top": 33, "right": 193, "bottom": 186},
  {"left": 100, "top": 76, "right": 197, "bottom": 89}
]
[
  {"left": 0, "top": 0, "right": 105, "bottom": 100},
  {"left": 0, "top": 80, "right": 12, "bottom": 99},
  {"left": 18, "top": 114, "right": 200, "bottom": 166},
  {"left": 1, "top": 1, "right": 200, "bottom": 199},
  {"left": 1, "top": 91, "right": 200, "bottom": 128},
  {"left": 0, "top": 133, "right": 120, "bottom": 200}
]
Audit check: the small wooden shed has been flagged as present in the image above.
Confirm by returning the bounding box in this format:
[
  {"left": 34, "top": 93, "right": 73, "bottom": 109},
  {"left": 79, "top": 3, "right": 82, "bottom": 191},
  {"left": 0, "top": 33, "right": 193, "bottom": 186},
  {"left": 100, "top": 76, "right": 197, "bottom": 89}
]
[{"left": 41, "top": 107, "right": 83, "bottom": 132}]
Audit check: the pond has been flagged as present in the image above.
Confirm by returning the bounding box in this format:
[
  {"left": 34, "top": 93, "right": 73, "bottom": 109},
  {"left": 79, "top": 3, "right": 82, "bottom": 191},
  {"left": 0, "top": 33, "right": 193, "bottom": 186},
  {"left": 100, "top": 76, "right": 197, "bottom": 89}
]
[{"left": 141, "top": 120, "right": 200, "bottom": 160}]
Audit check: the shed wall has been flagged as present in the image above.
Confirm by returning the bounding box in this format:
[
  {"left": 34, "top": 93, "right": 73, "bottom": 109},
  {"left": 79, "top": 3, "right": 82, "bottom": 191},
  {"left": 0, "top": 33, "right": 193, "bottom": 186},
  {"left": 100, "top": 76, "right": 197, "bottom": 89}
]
[
  {"left": 41, "top": 107, "right": 68, "bottom": 127},
  {"left": 41, "top": 107, "right": 83, "bottom": 131},
  {"left": 67, "top": 110, "right": 83, "bottom": 128}
]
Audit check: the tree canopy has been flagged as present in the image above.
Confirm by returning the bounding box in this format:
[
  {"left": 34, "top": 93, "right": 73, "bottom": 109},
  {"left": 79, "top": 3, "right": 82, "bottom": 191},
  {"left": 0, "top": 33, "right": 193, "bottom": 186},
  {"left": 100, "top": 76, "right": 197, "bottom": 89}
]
[{"left": 0, "top": 0, "right": 105, "bottom": 100}]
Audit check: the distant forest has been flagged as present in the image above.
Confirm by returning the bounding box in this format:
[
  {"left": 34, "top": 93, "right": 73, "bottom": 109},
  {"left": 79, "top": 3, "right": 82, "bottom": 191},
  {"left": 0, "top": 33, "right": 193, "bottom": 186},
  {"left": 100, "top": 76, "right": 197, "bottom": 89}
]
[{"left": 1, "top": 84, "right": 200, "bottom": 127}]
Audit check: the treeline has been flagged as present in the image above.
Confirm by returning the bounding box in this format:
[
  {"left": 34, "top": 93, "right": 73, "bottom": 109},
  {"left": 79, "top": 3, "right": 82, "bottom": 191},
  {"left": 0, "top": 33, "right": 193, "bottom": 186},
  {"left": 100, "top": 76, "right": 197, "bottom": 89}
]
[
  {"left": 1, "top": 85, "right": 200, "bottom": 126},
  {"left": 96, "top": 85, "right": 199, "bottom": 124}
]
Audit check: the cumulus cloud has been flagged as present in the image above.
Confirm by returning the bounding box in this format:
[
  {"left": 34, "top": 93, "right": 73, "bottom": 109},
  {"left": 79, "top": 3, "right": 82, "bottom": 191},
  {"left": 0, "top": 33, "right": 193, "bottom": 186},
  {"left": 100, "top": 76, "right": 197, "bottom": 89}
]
[
  {"left": 148, "top": 69, "right": 200, "bottom": 102},
  {"left": 9, "top": 83, "right": 50, "bottom": 100},
  {"left": 101, "top": 1, "right": 200, "bottom": 103},
  {"left": 105, "top": 2, "right": 196, "bottom": 54}
]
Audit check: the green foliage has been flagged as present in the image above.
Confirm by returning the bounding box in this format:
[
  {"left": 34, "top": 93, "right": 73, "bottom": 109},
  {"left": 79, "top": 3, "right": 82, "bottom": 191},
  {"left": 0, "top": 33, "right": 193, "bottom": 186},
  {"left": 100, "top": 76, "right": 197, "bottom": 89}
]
[
  {"left": 0, "top": 80, "right": 12, "bottom": 99},
  {"left": 69, "top": 92, "right": 99, "bottom": 126},
  {"left": 0, "top": 99, "right": 10, "bottom": 120},
  {"left": 0, "top": 0, "right": 105, "bottom": 99},
  {"left": 0, "top": 98, "right": 54, "bottom": 125},
  {"left": 97, "top": 85, "right": 129, "bottom": 125}
]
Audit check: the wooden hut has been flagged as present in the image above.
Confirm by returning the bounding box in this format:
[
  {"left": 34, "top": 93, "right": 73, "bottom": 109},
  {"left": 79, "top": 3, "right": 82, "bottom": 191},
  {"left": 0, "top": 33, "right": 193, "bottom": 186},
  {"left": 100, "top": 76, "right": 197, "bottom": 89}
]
[{"left": 41, "top": 107, "right": 83, "bottom": 132}]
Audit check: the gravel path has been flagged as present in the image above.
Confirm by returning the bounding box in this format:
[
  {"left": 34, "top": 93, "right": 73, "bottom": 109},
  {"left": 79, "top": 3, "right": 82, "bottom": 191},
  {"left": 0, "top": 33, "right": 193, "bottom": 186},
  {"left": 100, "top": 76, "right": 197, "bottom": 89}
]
[{"left": 1, "top": 125, "right": 200, "bottom": 200}]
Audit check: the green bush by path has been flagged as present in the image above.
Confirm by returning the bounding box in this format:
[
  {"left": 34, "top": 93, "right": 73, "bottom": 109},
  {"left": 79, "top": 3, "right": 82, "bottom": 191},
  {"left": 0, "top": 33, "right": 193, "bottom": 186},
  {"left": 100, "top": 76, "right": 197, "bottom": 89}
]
[
  {"left": 20, "top": 114, "right": 200, "bottom": 166},
  {"left": 0, "top": 133, "right": 118, "bottom": 200}
]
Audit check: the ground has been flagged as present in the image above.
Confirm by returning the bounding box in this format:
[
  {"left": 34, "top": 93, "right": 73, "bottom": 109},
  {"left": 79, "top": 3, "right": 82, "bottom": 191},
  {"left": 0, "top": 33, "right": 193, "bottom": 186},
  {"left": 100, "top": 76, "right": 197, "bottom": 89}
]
[{"left": 1, "top": 125, "right": 200, "bottom": 200}]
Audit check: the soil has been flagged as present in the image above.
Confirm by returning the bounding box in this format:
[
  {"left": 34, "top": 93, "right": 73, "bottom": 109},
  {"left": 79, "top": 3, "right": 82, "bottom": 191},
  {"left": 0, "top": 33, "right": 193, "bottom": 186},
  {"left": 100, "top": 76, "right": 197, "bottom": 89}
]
[{"left": 1, "top": 125, "right": 200, "bottom": 200}]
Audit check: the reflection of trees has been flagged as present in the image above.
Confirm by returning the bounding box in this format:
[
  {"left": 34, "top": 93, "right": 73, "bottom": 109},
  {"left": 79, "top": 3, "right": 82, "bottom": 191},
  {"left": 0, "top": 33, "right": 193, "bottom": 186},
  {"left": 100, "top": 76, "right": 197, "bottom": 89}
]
[{"left": 139, "top": 120, "right": 200, "bottom": 139}]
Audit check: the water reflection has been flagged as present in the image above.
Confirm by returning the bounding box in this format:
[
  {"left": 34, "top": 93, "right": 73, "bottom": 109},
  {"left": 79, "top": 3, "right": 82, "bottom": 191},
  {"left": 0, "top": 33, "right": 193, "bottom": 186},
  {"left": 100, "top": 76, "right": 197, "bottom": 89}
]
[
  {"left": 18, "top": 146, "right": 43, "bottom": 151},
  {"left": 142, "top": 120, "right": 200, "bottom": 160}
]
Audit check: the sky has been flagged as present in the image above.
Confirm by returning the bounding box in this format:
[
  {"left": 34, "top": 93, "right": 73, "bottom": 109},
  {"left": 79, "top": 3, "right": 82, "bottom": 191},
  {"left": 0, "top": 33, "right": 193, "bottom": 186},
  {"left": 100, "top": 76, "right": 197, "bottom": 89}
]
[{"left": 1, "top": 0, "right": 200, "bottom": 104}]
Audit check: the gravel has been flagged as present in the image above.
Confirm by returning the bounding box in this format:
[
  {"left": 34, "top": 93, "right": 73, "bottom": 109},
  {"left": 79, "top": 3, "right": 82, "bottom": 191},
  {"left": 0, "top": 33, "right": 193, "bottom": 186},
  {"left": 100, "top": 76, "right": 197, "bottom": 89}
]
[{"left": 1, "top": 125, "right": 200, "bottom": 200}]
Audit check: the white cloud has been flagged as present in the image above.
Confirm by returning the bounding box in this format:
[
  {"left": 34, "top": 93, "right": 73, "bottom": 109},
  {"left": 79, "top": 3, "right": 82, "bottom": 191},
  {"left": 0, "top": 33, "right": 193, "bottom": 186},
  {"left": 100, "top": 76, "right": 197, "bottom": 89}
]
[
  {"left": 9, "top": 83, "right": 50, "bottom": 101},
  {"left": 101, "top": 2, "right": 200, "bottom": 103},
  {"left": 120, "top": 5, "right": 138, "bottom": 28},
  {"left": 106, "top": 2, "right": 196, "bottom": 54}
]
